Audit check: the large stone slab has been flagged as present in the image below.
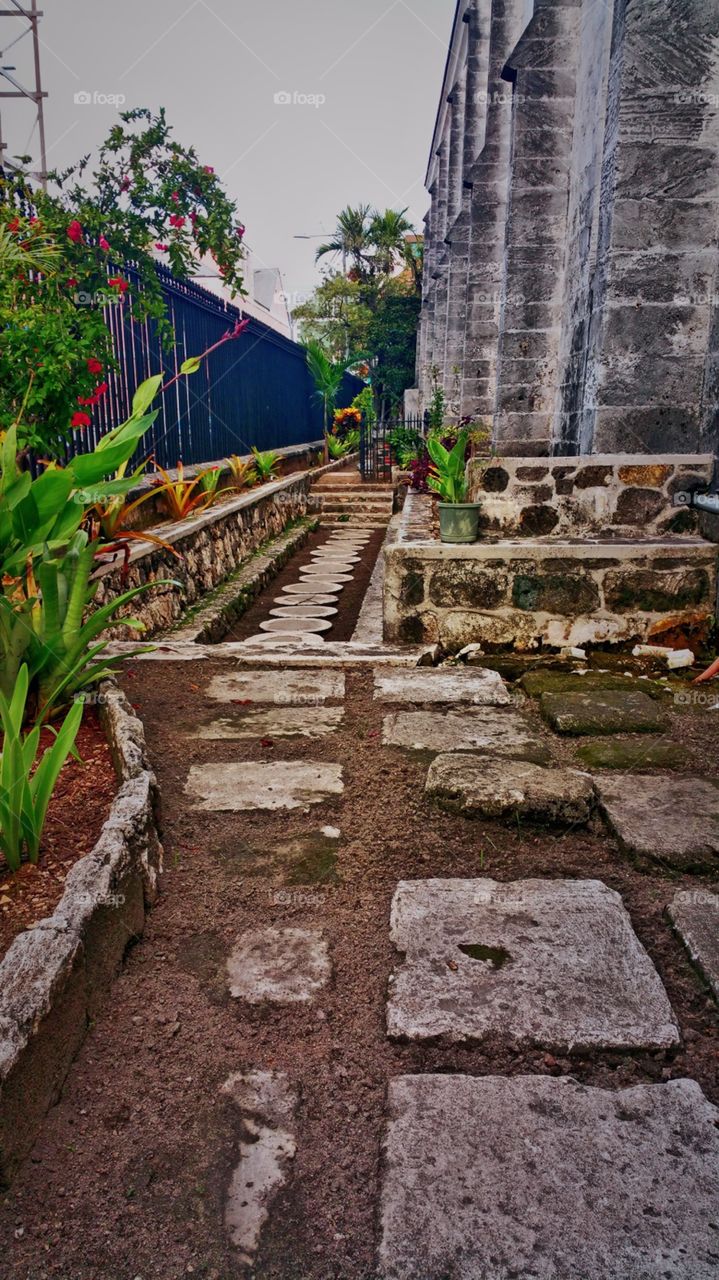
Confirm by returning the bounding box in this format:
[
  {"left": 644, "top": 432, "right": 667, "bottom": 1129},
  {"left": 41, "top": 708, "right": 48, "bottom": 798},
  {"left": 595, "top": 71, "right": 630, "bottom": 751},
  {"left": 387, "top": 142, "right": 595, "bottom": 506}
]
[
  {"left": 379, "top": 1075, "right": 719, "bottom": 1280},
  {"left": 387, "top": 878, "right": 678, "bottom": 1049},
  {"left": 191, "top": 706, "right": 343, "bottom": 739},
  {"left": 207, "top": 670, "right": 345, "bottom": 704},
  {"left": 668, "top": 889, "right": 719, "bottom": 1001},
  {"left": 185, "top": 761, "right": 343, "bottom": 811},
  {"left": 373, "top": 667, "right": 510, "bottom": 706},
  {"left": 522, "top": 670, "right": 666, "bottom": 699},
  {"left": 382, "top": 709, "right": 551, "bottom": 763},
  {"left": 221, "top": 1070, "right": 297, "bottom": 1264},
  {"left": 576, "top": 736, "right": 684, "bottom": 770},
  {"left": 426, "top": 754, "right": 594, "bottom": 824},
  {"left": 541, "top": 690, "right": 667, "bottom": 735},
  {"left": 595, "top": 774, "right": 719, "bottom": 870},
  {"left": 226, "top": 927, "right": 330, "bottom": 1003}
]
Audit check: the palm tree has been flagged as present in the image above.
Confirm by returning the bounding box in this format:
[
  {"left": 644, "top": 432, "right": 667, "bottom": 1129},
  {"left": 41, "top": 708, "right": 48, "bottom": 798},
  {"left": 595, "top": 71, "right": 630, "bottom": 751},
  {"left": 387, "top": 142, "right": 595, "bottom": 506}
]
[
  {"left": 367, "top": 207, "right": 414, "bottom": 277},
  {"left": 315, "top": 204, "right": 373, "bottom": 279},
  {"left": 304, "top": 339, "right": 346, "bottom": 434}
]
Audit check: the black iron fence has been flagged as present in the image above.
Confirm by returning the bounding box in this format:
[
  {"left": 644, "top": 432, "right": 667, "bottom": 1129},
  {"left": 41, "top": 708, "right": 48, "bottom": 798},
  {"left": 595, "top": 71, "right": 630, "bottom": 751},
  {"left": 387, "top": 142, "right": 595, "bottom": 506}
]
[
  {"left": 63, "top": 264, "right": 364, "bottom": 471},
  {"left": 359, "top": 412, "right": 428, "bottom": 482}
]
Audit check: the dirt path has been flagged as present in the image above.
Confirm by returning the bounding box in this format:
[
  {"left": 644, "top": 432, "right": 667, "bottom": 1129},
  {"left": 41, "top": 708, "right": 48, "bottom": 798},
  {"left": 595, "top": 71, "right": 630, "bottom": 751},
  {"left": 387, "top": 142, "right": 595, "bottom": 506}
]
[{"left": 1, "top": 658, "right": 717, "bottom": 1280}]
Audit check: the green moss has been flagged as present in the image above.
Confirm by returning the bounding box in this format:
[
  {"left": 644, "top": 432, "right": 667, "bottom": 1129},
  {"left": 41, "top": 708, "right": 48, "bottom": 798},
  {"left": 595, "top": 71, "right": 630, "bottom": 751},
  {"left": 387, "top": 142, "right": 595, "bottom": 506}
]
[
  {"left": 521, "top": 671, "right": 665, "bottom": 700},
  {"left": 576, "top": 738, "right": 684, "bottom": 770}
]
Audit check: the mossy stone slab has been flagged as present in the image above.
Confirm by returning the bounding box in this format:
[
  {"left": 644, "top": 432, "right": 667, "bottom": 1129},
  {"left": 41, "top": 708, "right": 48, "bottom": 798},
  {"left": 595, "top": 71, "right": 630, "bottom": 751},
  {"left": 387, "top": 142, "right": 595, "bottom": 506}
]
[
  {"left": 522, "top": 671, "right": 665, "bottom": 699},
  {"left": 541, "top": 691, "right": 667, "bottom": 736},
  {"left": 576, "top": 738, "right": 684, "bottom": 770}
]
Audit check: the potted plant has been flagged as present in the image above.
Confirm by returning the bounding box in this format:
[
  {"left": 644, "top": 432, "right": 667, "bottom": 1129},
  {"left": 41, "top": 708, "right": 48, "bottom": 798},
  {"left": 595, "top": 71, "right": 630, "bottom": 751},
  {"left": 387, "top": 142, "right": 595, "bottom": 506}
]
[{"left": 427, "top": 429, "right": 481, "bottom": 543}]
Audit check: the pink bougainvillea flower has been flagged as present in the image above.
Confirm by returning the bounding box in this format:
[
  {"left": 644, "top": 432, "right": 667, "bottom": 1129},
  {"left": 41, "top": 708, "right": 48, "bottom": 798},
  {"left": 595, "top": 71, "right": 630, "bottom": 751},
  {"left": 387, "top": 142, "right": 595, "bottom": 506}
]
[
  {"left": 67, "top": 219, "right": 83, "bottom": 243},
  {"left": 29, "top": 216, "right": 41, "bottom": 227},
  {"left": 71, "top": 411, "right": 92, "bottom": 429},
  {"left": 120, "top": 175, "right": 131, "bottom": 192},
  {"left": 155, "top": 242, "right": 169, "bottom": 251},
  {"left": 87, "top": 357, "right": 104, "bottom": 374},
  {"left": 108, "top": 276, "right": 129, "bottom": 294},
  {"left": 169, "top": 213, "right": 186, "bottom": 229},
  {"left": 171, "top": 191, "right": 180, "bottom": 203},
  {"left": 236, "top": 223, "right": 246, "bottom": 240},
  {"left": 204, "top": 166, "right": 214, "bottom": 174},
  {"left": 99, "top": 235, "right": 110, "bottom": 251}
]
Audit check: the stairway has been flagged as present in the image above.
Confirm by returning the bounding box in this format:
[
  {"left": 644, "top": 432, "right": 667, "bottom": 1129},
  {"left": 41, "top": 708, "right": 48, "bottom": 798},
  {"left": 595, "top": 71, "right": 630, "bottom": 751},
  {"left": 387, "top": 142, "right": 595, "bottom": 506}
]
[{"left": 310, "top": 470, "right": 395, "bottom": 528}]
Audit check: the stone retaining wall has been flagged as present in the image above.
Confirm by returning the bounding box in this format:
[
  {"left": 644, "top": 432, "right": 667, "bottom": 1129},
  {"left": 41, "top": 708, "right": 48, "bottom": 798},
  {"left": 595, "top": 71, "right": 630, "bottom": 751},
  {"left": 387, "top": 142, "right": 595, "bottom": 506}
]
[
  {"left": 0, "top": 685, "right": 161, "bottom": 1188},
  {"left": 468, "top": 453, "right": 715, "bottom": 539},
  {"left": 384, "top": 492, "right": 718, "bottom": 652},
  {"left": 94, "top": 458, "right": 345, "bottom": 639}
]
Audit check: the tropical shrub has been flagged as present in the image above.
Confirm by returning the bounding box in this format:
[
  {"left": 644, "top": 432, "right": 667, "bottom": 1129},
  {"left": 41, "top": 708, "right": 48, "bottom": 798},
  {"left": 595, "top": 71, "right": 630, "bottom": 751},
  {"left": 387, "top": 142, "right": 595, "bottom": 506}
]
[
  {"left": 325, "top": 434, "right": 352, "bottom": 460},
  {"left": 332, "top": 406, "right": 361, "bottom": 438},
  {"left": 389, "top": 425, "right": 423, "bottom": 469},
  {"left": 226, "top": 455, "right": 257, "bottom": 489},
  {"left": 426, "top": 431, "right": 470, "bottom": 504},
  {"left": 0, "top": 665, "right": 83, "bottom": 871},
  {"left": 152, "top": 462, "right": 218, "bottom": 520},
  {"left": 251, "top": 448, "right": 281, "bottom": 483}
]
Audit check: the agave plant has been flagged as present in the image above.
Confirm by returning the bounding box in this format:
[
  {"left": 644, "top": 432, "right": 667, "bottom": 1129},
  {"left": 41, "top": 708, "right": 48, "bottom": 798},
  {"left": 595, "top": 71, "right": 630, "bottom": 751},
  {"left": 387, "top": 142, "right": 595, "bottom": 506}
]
[{"left": 0, "top": 665, "right": 83, "bottom": 871}]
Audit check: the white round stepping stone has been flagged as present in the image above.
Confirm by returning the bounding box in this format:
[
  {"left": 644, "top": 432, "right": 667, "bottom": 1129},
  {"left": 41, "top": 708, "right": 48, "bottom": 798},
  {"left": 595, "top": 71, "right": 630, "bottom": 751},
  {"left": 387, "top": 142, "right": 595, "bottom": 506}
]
[
  {"left": 300, "top": 572, "right": 354, "bottom": 583},
  {"left": 302, "top": 563, "right": 354, "bottom": 576},
  {"left": 282, "top": 581, "right": 344, "bottom": 594},
  {"left": 273, "top": 593, "right": 337, "bottom": 607},
  {"left": 260, "top": 617, "right": 333, "bottom": 634},
  {"left": 311, "top": 550, "right": 361, "bottom": 562},
  {"left": 269, "top": 605, "right": 337, "bottom": 619}
]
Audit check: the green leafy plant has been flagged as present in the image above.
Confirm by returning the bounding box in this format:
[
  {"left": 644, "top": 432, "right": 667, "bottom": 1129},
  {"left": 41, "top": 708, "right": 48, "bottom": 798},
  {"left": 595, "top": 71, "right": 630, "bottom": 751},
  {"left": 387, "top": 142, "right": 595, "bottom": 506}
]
[
  {"left": 0, "top": 665, "right": 83, "bottom": 871},
  {"left": 426, "top": 430, "right": 470, "bottom": 503},
  {"left": 251, "top": 448, "right": 281, "bottom": 483},
  {"left": 198, "top": 466, "right": 224, "bottom": 498},
  {"left": 152, "top": 462, "right": 218, "bottom": 520},
  {"left": 389, "top": 425, "right": 423, "bottom": 469},
  {"left": 226, "top": 455, "right": 257, "bottom": 489},
  {"left": 305, "top": 340, "right": 347, "bottom": 433},
  {"left": 325, "top": 434, "right": 352, "bottom": 460}
]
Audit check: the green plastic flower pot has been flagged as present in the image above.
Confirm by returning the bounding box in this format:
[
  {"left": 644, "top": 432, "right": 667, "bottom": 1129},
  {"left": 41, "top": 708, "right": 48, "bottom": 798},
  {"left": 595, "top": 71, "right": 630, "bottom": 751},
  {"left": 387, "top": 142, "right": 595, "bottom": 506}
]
[{"left": 438, "top": 501, "right": 481, "bottom": 544}]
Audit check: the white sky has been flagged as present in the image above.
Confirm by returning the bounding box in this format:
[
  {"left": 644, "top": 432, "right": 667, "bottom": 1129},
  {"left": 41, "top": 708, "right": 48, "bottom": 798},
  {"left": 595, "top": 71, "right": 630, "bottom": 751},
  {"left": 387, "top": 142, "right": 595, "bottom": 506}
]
[{"left": 1, "top": 0, "right": 456, "bottom": 301}]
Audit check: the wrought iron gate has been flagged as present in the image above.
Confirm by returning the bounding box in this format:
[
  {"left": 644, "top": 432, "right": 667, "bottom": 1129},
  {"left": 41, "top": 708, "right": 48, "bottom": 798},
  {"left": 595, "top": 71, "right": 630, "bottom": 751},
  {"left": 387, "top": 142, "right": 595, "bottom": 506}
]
[{"left": 359, "top": 413, "right": 427, "bottom": 482}]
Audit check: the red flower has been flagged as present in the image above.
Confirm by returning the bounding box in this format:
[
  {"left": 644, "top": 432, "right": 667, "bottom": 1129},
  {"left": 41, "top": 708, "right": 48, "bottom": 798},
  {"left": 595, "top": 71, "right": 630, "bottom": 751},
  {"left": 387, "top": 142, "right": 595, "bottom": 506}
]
[
  {"left": 99, "top": 235, "right": 110, "bottom": 251},
  {"left": 7, "top": 217, "right": 20, "bottom": 233},
  {"left": 78, "top": 381, "right": 109, "bottom": 406},
  {"left": 204, "top": 166, "right": 214, "bottom": 174},
  {"left": 236, "top": 223, "right": 245, "bottom": 240},
  {"left": 87, "top": 357, "right": 103, "bottom": 374},
  {"left": 71, "top": 411, "right": 92, "bottom": 429},
  {"left": 67, "top": 219, "right": 83, "bottom": 243},
  {"left": 108, "top": 276, "right": 129, "bottom": 294},
  {"left": 120, "top": 175, "right": 131, "bottom": 192},
  {"left": 155, "top": 242, "right": 169, "bottom": 251},
  {"left": 171, "top": 191, "right": 180, "bottom": 203},
  {"left": 67, "top": 277, "right": 78, "bottom": 288},
  {"left": 169, "top": 213, "right": 186, "bottom": 229}
]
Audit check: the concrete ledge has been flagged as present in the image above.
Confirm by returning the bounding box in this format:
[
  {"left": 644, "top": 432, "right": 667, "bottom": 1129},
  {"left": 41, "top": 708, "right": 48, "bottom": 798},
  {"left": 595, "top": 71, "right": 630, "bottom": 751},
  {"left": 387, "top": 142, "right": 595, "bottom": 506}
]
[{"left": 0, "top": 685, "right": 162, "bottom": 1188}]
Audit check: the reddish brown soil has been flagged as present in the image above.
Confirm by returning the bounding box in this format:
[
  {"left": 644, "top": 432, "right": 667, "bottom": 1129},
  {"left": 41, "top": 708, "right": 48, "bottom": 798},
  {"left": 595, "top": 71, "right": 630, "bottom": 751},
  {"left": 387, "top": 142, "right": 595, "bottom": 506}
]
[
  {"left": 226, "top": 526, "right": 386, "bottom": 643},
  {"left": 0, "top": 710, "right": 117, "bottom": 959},
  {"left": 1, "top": 661, "right": 716, "bottom": 1280}
]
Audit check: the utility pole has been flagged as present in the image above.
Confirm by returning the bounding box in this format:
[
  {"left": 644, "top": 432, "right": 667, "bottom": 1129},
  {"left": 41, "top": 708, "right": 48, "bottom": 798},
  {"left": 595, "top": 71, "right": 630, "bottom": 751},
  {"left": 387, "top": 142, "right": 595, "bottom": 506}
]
[{"left": 0, "top": 0, "right": 48, "bottom": 188}]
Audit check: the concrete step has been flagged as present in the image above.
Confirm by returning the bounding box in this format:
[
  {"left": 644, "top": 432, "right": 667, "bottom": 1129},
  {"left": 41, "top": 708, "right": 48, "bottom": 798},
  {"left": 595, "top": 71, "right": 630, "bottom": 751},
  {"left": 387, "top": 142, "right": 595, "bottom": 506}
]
[{"left": 319, "top": 500, "right": 394, "bottom": 514}]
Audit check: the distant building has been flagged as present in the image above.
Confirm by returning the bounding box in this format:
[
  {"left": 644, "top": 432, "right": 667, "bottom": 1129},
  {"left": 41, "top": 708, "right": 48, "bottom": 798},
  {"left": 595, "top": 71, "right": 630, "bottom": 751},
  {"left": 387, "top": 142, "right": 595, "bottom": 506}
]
[
  {"left": 417, "top": 0, "right": 719, "bottom": 457},
  {"left": 193, "top": 246, "right": 292, "bottom": 338}
]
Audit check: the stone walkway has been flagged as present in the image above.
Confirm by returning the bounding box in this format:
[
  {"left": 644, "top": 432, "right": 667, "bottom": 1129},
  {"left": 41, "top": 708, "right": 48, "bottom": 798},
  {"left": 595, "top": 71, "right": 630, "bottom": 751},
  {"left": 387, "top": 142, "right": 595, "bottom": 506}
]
[{"left": 2, "top": 651, "right": 718, "bottom": 1279}]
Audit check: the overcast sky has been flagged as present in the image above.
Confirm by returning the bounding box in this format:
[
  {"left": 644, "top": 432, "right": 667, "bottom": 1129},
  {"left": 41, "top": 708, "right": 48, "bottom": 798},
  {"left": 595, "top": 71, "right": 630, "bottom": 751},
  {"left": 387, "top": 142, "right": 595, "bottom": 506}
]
[{"left": 1, "top": 0, "right": 456, "bottom": 301}]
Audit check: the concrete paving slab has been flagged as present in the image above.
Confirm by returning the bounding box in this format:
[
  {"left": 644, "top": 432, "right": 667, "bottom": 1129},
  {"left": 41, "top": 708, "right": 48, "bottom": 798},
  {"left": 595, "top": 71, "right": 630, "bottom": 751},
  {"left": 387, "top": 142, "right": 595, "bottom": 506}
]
[
  {"left": 382, "top": 709, "right": 552, "bottom": 763},
  {"left": 226, "top": 927, "right": 330, "bottom": 1003},
  {"left": 379, "top": 1074, "right": 719, "bottom": 1280},
  {"left": 185, "top": 761, "right": 343, "bottom": 811},
  {"left": 300, "top": 566, "right": 355, "bottom": 580},
  {"left": 283, "top": 579, "right": 346, "bottom": 593},
  {"left": 191, "top": 706, "right": 343, "bottom": 739},
  {"left": 260, "top": 617, "right": 333, "bottom": 634},
  {"left": 269, "top": 606, "right": 337, "bottom": 619},
  {"left": 272, "top": 594, "right": 338, "bottom": 607},
  {"left": 387, "top": 878, "right": 678, "bottom": 1049},
  {"left": 541, "top": 690, "right": 667, "bottom": 735},
  {"left": 595, "top": 774, "right": 719, "bottom": 870},
  {"left": 221, "top": 1070, "right": 297, "bottom": 1264},
  {"left": 373, "top": 667, "right": 510, "bottom": 706},
  {"left": 667, "top": 889, "right": 719, "bottom": 1001},
  {"left": 207, "top": 670, "right": 345, "bottom": 704},
  {"left": 426, "top": 754, "right": 594, "bottom": 824}
]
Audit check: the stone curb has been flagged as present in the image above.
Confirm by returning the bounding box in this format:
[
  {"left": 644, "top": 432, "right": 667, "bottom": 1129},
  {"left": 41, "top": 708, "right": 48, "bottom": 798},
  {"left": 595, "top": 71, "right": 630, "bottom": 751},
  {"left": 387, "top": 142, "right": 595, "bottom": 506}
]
[{"left": 0, "top": 683, "right": 162, "bottom": 1189}]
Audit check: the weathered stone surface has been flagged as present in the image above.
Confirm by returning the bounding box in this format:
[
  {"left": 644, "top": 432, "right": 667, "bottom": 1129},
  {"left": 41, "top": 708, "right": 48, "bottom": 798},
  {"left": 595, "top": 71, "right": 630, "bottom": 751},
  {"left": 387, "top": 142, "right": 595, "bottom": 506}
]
[
  {"left": 618, "top": 463, "right": 672, "bottom": 487},
  {"left": 185, "top": 762, "right": 343, "bottom": 811},
  {"left": 379, "top": 1075, "right": 719, "bottom": 1280},
  {"left": 272, "top": 594, "right": 337, "bottom": 608},
  {"left": 596, "top": 775, "right": 719, "bottom": 871},
  {"left": 604, "top": 567, "right": 710, "bottom": 613},
  {"left": 613, "top": 487, "right": 667, "bottom": 526},
  {"left": 207, "top": 670, "right": 345, "bottom": 704},
  {"left": 428, "top": 563, "right": 507, "bottom": 609},
  {"left": 577, "top": 737, "right": 684, "bottom": 770},
  {"left": 226, "top": 928, "right": 330, "bottom": 1004},
  {"left": 269, "top": 605, "right": 337, "bottom": 619},
  {"left": 191, "top": 706, "right": 343, "bottom": 739},
  {"left": 221, "top": 1070, "right": 297, "bottom": 1263},
  {"left": 426, "top": 755, "right": 594, "bottom": 824},
  {"left": 382, "top": 709, "right": 551, "bottom": 763},
  {"left": 521, "top": 671, "right": 665, "bottom": 699},
  {"left": 283, "top": 580, "right": 345, "bottom": 594},
  {"left": 512, "top": 572, "right": 600, "bottom": 614},
  {"left": 541, "top": 690, "right": 666, "bottom": 735},
  {"left": 373, "top": 668, "right": 509, "bottom": 706},
  {"left": 518, "top": 503, "right": 559, "bottom": 535},
  {"left": 668, "top": 890, "right": 719, "bottom": 1001},
  {"left": 387, "top": 878, "right": 678, "bottom": 1049},
  {"left": 260, "top": 617, "right": 333, "bottom": 634}
]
